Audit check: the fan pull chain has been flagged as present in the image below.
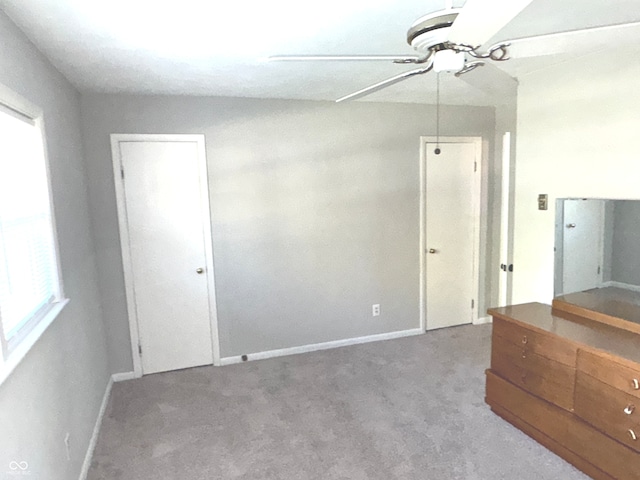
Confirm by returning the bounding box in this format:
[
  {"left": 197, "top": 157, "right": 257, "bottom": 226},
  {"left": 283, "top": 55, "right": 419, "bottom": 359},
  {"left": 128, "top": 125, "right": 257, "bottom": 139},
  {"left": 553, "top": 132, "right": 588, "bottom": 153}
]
[{"left": 435, "top": 72, "right": 441, "bottom": 155}]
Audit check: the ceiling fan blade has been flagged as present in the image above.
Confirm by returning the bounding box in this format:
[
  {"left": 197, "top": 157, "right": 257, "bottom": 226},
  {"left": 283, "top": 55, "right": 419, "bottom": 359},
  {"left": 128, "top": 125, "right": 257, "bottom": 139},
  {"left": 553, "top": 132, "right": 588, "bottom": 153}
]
[
  {"left": 268, "top": 54, "right": 421, "bottom": 62},
  {"left": 456, "top": 63, "right": 517, "bottom": 104},
  {"left": 335, "top": 63, "right": 434, "bottom": 103},
  {"left": 499, "top": 21, "right": 640, "bottom": 59},
  {"left": 448, "top": 0, "right": 534, "bottom": 47}
]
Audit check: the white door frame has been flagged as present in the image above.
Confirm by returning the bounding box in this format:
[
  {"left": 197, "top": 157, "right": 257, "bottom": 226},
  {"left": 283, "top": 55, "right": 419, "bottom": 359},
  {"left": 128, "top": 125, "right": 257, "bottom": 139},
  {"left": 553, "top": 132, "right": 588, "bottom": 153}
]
[
  {"left": 111, "top": 134, "right": 221, "bottom": 377},
  {"left": 419, "top": 136, "right": 483, "bottom": 331}
]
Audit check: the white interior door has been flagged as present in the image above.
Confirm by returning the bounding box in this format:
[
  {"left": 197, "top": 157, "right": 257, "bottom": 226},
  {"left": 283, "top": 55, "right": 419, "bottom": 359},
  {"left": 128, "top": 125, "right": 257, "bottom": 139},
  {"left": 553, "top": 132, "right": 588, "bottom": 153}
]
[
  {"left": 424, "top": 140, "right": 479, "bottom": 330},
  {"left": 113, "top": 135, "right": 218, "bottom": 375},
  {"left": 498, "top": 132, "right": 511, "bottom": 306},
  {"left": 562, "top": 199, "right": 604, "bottom": 295}
]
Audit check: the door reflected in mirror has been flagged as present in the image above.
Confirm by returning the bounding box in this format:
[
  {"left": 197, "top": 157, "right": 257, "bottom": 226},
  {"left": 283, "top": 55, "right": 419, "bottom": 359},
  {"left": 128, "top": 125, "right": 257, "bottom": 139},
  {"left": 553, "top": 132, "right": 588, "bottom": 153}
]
[{"left": 555, "top": 198, "right": 640, "bottom": 296}]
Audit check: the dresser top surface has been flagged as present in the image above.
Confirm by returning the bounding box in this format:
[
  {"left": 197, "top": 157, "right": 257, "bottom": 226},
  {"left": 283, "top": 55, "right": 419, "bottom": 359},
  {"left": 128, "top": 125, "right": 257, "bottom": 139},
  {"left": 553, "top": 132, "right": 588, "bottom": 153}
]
[
  {"left": 555, "top": 287, "right": 640, "bottom": 327},
  {"left": 488, "top": 303, "right": 640, "bottom": 364}
]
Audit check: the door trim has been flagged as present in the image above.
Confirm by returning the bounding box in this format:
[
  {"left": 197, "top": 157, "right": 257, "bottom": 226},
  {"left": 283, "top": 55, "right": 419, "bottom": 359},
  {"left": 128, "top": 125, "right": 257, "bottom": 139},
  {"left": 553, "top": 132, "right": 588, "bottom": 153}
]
[
  {"left": 110, "top": 134, "right": 221, "bottom": 377},
  {"left": 419, "top": 136, "right": 483, "bottom": 331}
]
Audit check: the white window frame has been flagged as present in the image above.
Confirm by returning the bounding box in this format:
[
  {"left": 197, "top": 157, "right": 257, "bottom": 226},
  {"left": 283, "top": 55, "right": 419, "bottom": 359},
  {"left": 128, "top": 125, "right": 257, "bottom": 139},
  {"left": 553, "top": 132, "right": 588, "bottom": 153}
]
[{"left": 0, "top": 83, "right": 68, "bottom": 385}]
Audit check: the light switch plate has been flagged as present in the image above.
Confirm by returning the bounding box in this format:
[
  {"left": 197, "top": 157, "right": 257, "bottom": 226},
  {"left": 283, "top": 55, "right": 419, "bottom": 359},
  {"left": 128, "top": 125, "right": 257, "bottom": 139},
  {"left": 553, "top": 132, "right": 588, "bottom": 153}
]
[{"left": 538, "top": 194, "right": 548, "bottom": 210}]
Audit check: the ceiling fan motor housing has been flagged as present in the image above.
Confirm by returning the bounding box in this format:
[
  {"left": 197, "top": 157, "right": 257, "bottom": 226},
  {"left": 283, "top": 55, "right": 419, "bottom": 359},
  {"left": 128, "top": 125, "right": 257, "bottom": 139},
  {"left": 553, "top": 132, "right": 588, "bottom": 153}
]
[{"left": 407, "top": 9, "right": 461, "bottom": 53}]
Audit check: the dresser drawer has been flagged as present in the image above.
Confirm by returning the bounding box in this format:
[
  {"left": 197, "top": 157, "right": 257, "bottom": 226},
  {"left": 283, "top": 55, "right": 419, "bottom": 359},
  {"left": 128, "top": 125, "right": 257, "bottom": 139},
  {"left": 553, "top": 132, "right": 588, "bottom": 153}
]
[
  {"left": 491, "top": 334, "right": 575, "bottom": 411},
  {"left": 493, "top": 317, "right": 577, "bottom": 367},
  {"left": 578, "top": 349, "right": 640, "bottom": 399},
  {"left": 486, "top": 370, "right": 640, "bottom": 480},
  {"left": 575, "top": 371, "right": 640, "bottom": 452}
]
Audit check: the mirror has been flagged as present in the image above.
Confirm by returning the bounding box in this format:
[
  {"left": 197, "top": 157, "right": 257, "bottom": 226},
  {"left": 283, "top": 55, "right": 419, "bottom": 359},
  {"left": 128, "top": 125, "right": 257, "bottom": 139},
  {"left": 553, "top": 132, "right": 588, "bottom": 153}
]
[{"left": 555, "top": 198, "right": 640, "bottom": 296}]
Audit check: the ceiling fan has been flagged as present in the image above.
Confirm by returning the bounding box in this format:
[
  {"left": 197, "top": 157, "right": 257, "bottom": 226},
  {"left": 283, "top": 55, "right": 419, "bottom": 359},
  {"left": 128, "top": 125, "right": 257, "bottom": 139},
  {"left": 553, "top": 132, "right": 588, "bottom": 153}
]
[{"left": 268, "top": 0, "right": 640, "bottom": 102}]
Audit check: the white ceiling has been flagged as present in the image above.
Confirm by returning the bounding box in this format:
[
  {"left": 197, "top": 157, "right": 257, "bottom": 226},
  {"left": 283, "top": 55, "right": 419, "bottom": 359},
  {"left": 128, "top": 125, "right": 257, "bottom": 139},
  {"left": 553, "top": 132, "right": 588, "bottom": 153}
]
[{"left": 2, "top": 0, "right": 640, "bottom": 105}]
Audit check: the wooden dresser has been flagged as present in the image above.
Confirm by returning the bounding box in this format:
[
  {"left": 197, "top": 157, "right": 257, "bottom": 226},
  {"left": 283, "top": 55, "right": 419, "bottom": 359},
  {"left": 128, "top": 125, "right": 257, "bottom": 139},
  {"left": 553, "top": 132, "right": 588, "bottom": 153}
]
[{"left": 486, "top": 302, "right": 640, "bottom": 480}]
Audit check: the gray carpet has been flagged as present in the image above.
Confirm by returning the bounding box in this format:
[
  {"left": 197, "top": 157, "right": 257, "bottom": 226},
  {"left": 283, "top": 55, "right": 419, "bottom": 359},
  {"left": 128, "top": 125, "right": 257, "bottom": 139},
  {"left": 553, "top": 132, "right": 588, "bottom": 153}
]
[{"left": 88, "top": 325, "right": 588, "bottom": 479}]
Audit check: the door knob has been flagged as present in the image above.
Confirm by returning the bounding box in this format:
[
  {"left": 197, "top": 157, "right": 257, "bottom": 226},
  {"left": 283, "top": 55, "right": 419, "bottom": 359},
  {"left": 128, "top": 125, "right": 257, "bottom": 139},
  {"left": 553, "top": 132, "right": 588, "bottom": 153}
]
[
  {"left": 566, "top": 223, "right": 576, "bottom": 229},
  {"left": 196, "top": 268, "right": 204, "bottom": 274},
  {"left": 428, "top": 248, "right": 437, "bottom": 254}
]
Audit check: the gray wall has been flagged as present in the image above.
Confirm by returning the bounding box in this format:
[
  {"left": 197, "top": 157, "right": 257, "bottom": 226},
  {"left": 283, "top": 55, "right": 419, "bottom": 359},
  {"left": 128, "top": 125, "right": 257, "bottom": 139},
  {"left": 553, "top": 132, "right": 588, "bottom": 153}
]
[
  {"left": 553, "top": 199, "right": 565, "bottom": 296},
  {"left": 80, "top": 94, "right": 497, "bottom": 368},
  {"left": 602, "top": 200, "right": 615, "bottom": 283},
  {"left": 611, "top": 200, "right": 640, "bottom": 286},
  {"left": 0, "top": 11, "right": 109, "bottom": 480}
]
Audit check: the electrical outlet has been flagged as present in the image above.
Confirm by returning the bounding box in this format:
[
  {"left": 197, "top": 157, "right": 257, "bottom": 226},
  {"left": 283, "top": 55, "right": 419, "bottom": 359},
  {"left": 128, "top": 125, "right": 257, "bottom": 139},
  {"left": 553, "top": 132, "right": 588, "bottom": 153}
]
[
  {"left": 64, "top": 433, "right": 71, "bottom": 461},
  {"left": 372, "top": 304, "right": 380, "bottom": 316}
]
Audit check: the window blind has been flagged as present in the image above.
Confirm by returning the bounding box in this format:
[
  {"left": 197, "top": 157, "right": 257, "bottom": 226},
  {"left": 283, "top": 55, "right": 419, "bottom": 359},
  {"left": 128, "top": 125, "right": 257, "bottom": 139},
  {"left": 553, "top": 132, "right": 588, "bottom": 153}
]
[{"left": 0, "top": 106, "right": 59, "bottom": 346}]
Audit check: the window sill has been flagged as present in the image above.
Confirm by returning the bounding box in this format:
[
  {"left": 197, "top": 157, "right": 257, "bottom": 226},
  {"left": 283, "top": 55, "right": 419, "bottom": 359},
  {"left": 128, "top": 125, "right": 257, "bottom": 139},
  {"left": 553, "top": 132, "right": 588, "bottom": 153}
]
[{"left": 0, "top": 298, "right": 69, "bottom": 387}]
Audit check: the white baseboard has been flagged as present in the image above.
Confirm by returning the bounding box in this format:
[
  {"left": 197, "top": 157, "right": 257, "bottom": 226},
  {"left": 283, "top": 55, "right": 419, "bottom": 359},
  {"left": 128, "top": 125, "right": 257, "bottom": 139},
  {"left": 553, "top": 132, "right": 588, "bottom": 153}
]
[
  {"left": 111, "top": 371, "right": 138, "bottom": 382},
  {"left": 473, "top": 316, "right": 492, "bottom": 325},
  {"left": 78, "top": 370, "right": 140, "bottom": 480},
  {"left": 220, "top": 328, "right": 424, "bottom": 366},
  {"left": 78, "top": 375, "right": 113, "bottom": 480},
  {"left": 599, "top": 280, "right": 640, "bottom": 293}
]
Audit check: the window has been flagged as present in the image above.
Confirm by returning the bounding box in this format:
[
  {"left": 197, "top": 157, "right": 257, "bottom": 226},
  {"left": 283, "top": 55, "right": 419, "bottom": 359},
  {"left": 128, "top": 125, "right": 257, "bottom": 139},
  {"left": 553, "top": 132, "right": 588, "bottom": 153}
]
[{"left": 0, "top": 89, "right": 66, "bottom": 376}]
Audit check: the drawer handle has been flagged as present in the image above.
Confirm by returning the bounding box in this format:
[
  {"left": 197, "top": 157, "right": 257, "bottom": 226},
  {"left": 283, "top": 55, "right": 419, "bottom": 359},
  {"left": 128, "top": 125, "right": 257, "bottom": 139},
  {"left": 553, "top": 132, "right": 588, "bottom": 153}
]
[
  {"left": 522, "top": 335, "right": 528, "bottom": 345},
  {"left": 521, "top": 350, "right": 527, "bottom": 359},
  {"left": 629, "top": 429, "right": 637, "bottom": 441},
  {"left": 624, "top": 405, "right": 636, "bottom": 415},
  {"left": 633, "top": 379, "right": 640, "bottom": 390}
]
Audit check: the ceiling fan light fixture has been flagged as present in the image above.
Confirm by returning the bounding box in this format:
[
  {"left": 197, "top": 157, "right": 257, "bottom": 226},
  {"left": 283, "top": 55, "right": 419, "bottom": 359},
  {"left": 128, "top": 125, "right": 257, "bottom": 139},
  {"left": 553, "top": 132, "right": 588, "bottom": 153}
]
[
  {"left": 269, "top": 0, "right": 553, "bottom": 103},
  {"left": 433, "top": 50, "right": 465, "bottom": 73}
]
